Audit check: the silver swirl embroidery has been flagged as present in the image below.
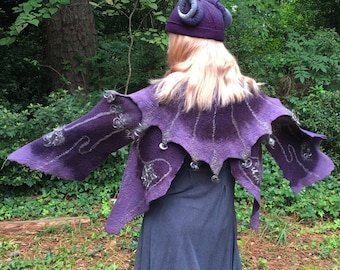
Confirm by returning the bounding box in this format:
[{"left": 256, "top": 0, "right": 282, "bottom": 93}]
[
  {"left": 103, "top": 90, "right": 117, "bottom": 103},
  {"left": 251, "top": 166, "right": 260, "bottom": 183},
  {"left": 141, "top": 162, "right": 158, "bottom": 189},
  {"left": 112, "top": 114, "right": 127, "bottom": 129},
  {"left": 110, "top": 104, "right": 123, "bottom": 114},
  {"left": 241, "top": 158, "right": 252, "bottom": 169},
  {"left": 301, "top": 141, "right": 312, "bottom": 161},
  {"left": 43, "top": 127, "right": 65, "bottom": 147},
  {"left": 268, "top": 130, "right": 318, "bottom": 177},
  {"left": 127, "top": 122, "right": 147, "bottom": 141},
  {"left": 241, "top": 157, "right": 261, "bottom": 185}
]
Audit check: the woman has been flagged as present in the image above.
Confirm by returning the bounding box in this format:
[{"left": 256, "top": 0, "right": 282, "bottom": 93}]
[
  {"left": 134, "top": 2, "right": 254, "bottom": 268},
  {"left": 9, "top": 0, "right": 334, "bottom": 269}
]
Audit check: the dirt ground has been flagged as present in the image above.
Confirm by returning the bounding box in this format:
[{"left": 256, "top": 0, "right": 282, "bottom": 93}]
[
  {"left": 239, "top": 228, "right": 338, "bottom": 269},
  {"left": 1, "top": 217, "right": 339, "bottom": 269}
]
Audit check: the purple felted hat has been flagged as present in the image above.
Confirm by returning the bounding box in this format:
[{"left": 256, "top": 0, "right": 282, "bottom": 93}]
[{"left": 165, "top": 0, "right": 232, "bottom": 41}]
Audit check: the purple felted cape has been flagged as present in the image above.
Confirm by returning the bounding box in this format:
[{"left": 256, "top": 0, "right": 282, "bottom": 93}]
[{"left": 8, "top": 85, "right": 335, "bottom": 234}]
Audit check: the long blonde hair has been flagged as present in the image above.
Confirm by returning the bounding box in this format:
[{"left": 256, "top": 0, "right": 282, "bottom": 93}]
[{"left": 151, "top": 33, "right": 260, "bottom": 112}]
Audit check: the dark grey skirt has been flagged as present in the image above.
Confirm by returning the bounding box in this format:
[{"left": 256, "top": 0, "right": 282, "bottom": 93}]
[{"left": 134, "top": 159, "right": 242, "bottom": 270}]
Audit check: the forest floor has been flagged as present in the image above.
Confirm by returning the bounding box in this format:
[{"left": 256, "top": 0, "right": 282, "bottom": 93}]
[{"left": 0, "top": 216, "right": 339, "bottom": 270}]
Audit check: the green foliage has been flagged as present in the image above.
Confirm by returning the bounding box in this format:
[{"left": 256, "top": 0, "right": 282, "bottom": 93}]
[
  {"left": 286, "top": 176, "right": 339, "bottom": 220},
  {"left": 0, "top": 0, "right": 70, "bottom": 45},
  {"left": 224, "top": 0, "right": 284, "bottom": 78},
  {"left": 89, "top": 0, "right": 169, "bottom": 93},
  {"left": 281, "top": 0, "right": 340, "bottom": 33},
  {"left": 117, "top": 217, "right": 142, "bottom": 252},
  {"left": 279, "top": 0, "right": 318, "bottom": 33},
  {"left": 136, "top": 28, "right": 168, "bottom": 51},
  {"left": 90, "top": 35, "right": 166, "bottom": 93},
  {"left": 261, "top": 153, "right": 298, "bottom": 213},
  {"left": 318, "top": 234, "right": 340, "bottom": 259},
  {"left": 265, "top": 29, "right": 340, "bottom": 94},
  {"left": 0, "top": 154, "right": 126, "bottom": 221},
  {"left": 0, "top": 30, "right": 50, "bottom": 107},
  {"left": 91, "top": 0, "right": 168, "bottom": 35},
  {"left": 90, "top": 36, "right": 130, "bottom": 91}
]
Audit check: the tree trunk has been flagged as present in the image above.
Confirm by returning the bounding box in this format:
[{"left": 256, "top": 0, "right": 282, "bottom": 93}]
[{"left": 44, "top": 0, "right": 97, "bottom": 93}]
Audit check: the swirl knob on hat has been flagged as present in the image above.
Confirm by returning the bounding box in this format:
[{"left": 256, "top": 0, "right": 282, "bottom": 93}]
[
  {"left": 215, "top": 0, "right": 232, "bottom": 28},
  {"left": 178, "top": 0, "right": 204, "bottom": 26},
  {"left": 166, "top": 0, "right": 233, "bottom": 41}
]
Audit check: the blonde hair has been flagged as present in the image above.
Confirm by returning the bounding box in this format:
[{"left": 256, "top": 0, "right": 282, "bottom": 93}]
[{"left": 151, "top": 33, "right": 260, "bottom": 112}]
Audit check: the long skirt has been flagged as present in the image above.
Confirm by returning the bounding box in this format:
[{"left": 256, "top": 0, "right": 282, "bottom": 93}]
[{"left": 134, "top": 159, "right": 242, "bottom": 270}]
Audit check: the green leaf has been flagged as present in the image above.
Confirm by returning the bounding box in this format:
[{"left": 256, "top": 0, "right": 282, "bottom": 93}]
[
  {"left": 320, "top": 66, "right": 327, "bottom": 73},
  {"left": 156, "top": 15, "right": 167, "bottom": 23},
  {"left": 23, "top": 4, "right": 33, "bottom": 14},
  {"left": 49, "top": 7, "right": 59, "bottom": 15},
  {"left": 148, "top": 3, "right": 157, "bottom": 10},
  {"left": 0, "top": 37, "right": 16, "bottom": 46},
  {"left": 15, "top": 23, "right": 29, "bottom": 34},
  {"left": 29, "top": 19, "right": 40, "bottom": 27},
  {"left": 30, "top": 0, "right": 43, "bottom": 8},
  {"left": 42, "top": 13, "right": 52, "bottom": 19}
]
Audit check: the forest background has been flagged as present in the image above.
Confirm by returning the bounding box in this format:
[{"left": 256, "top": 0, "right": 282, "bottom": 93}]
[{"left": 0, "top": 0, "right": 339, "bottom": 268}]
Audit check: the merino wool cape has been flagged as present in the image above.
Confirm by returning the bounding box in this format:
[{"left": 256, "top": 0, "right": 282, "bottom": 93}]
[{"left": 8, "top": 85, "right": 334, "bottom": 234}]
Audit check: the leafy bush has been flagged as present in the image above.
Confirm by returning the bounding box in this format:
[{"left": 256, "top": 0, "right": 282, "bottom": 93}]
[
  {"left": 264, "top": 29, "right": 340, "bottom": 96},
  {"left": 0, "top": 29, "right": 50, "bottom": 107},
  {"left": 261, "top": 152, "right": 339, "bottom": 221},
  {"left": 285, "top": 175, "right": 340, "bottom": 220},
  {"left": 90, "top": 35, "right": 166, "bottom": 94},
  {"left": 226, "top": 0, "right": 284, "bottom": 80}
]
